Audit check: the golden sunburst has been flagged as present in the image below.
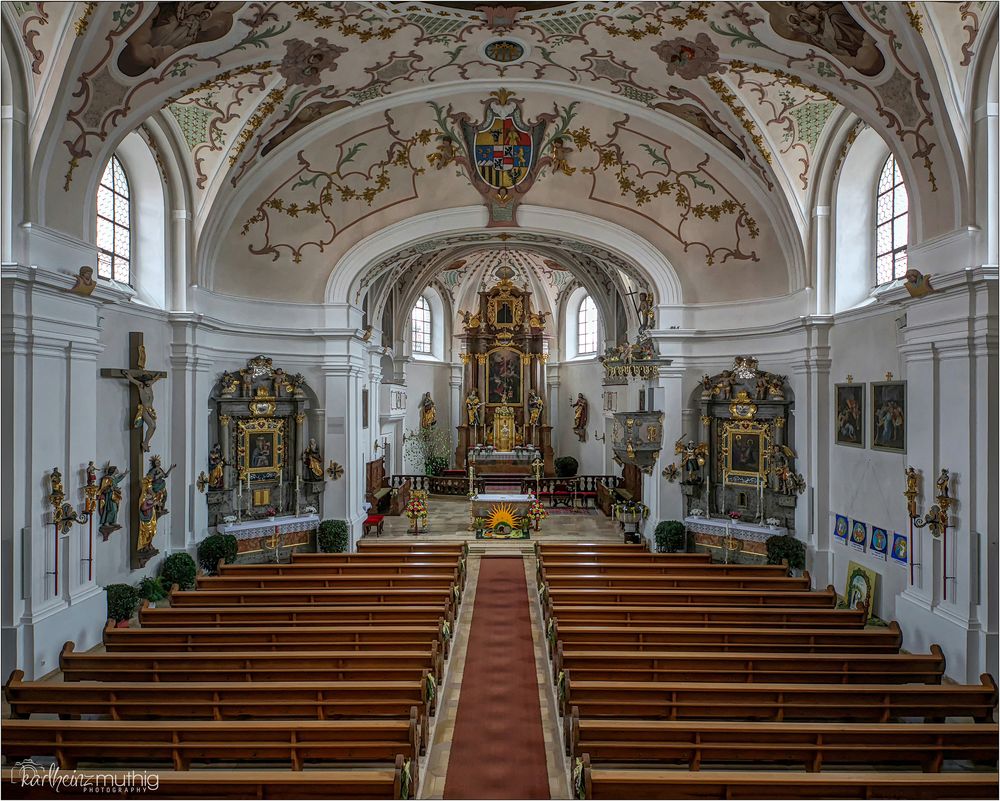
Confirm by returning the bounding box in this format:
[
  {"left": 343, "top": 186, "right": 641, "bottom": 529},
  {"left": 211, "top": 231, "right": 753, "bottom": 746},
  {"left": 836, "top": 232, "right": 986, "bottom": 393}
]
[{"left": 486, "top": 503, "right": 519, "bottom": 531}]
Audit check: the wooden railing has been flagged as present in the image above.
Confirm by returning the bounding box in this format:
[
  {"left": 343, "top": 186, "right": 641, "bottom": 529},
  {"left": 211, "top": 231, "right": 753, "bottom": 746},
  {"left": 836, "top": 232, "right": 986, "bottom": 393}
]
[{"left": 388, "top": 474, "right": 622, "bottom": 498}]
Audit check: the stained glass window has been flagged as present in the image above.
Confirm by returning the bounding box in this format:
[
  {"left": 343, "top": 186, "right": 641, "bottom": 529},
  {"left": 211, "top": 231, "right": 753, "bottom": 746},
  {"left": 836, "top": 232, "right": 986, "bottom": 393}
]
[
  {"left": 578, "top": 295, "right": 597, "bottom": 355},
  {"left": 875, "top": 154, "right": 908, "bottom": 285},
  {"left": 411, "top": 296, "right": 432, "bottom": 354},
  {"left": 96, "top": 155, "right": 131, "bottom": 284}
]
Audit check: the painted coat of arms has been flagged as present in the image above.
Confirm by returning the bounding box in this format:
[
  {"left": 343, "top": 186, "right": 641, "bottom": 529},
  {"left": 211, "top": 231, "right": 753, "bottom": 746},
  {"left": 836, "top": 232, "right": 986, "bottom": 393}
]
[{"left": 431, "top": 89, "right": 563, "bottom": 226}]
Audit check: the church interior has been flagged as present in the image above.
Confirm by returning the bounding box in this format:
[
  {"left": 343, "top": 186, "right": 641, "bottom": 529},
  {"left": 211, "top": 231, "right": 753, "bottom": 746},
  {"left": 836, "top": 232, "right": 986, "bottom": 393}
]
[{"left": 1, "top": 1, "right": 998, "bottom": 798}]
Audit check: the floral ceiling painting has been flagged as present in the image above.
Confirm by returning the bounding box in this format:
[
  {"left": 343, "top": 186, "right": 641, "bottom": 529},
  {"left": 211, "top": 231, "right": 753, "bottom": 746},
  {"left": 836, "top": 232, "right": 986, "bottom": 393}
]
[{"left": 4, "top": 1, "right": 994, "bottom": 303}]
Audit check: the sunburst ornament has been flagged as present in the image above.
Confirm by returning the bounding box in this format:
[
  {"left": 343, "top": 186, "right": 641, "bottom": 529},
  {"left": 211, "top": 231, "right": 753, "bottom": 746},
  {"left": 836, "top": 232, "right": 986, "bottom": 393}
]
[{"left": 486, "top": 503, "right": 519, "bottom": 532}]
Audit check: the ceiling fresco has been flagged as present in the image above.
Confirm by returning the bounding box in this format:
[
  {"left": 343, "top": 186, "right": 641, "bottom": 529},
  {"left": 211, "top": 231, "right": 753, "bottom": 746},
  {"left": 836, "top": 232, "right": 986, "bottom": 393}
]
[{"left": 4, "top": 1, "right": 995, "bottom": 303}]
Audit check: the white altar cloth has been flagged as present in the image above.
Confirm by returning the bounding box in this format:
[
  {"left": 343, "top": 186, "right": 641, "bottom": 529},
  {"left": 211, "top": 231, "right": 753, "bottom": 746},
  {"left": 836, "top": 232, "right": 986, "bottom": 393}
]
[
  {"left": 219, "top": 513, "right": 320, "bottom": 540},
  {"left": 684, "top": 515, "right": 787, "bottom": 544}
]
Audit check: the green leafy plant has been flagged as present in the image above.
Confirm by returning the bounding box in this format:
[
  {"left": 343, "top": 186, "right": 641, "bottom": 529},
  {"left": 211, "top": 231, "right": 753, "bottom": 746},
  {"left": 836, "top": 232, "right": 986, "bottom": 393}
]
[
  {"left": 425, "top": 456, "right": 449, "bottom": 476},
  {"left": 160, "top": 552, "right": 197, "bottom": 591},
  {"left": 403, "top": 427, "right": 452, "bottom": 476},
  {"left": 318, "top": 519, "right": 350, "bottom": 553},
  {"left": 766, "top": 534, "right": 806, "bottom": 571},
  {"left": 554, "top": 456, "right": 579, "bottom": 477},
  {"left": 136, "top": 576, "right": 167, "bottom": 603},
  {"left": 654, "top": 520, "right": 687, "bottom": 553},
  {"left": 197, "top": 533, "right": 238, "bottom": 574},
  {"left": 105, "top": 583, "right": 140, "bottom": 622}
]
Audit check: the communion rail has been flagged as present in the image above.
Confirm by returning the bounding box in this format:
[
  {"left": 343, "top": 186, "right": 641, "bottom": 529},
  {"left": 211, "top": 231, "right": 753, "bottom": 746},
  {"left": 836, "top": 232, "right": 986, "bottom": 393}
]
[{"left": 388, "top": 474, "right": 622, "bottom": 497}]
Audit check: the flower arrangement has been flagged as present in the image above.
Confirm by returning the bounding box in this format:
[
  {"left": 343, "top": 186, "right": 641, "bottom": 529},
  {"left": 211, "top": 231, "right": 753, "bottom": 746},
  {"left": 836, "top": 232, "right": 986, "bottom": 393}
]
[
  {"left": 766, "top": 517, "right": 780, "bottom": 527},
  {"left": 613, "top": 500, "right": 650, "bottom": 522},
  {"left": 525, "top": 500, "right": 548, "bottom": 530},
  {"left": 405, "top": 490, "right": 429, "bottom": 532},
  {"left": 728, "top": 511, "right": 742, "bottom": 521}
]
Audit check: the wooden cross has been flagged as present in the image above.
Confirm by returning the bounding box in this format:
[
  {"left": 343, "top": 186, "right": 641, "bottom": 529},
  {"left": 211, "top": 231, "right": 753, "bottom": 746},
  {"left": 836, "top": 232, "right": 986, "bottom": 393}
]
[{"left": 100, "top": 332, "right": 166, "bottom": 569}]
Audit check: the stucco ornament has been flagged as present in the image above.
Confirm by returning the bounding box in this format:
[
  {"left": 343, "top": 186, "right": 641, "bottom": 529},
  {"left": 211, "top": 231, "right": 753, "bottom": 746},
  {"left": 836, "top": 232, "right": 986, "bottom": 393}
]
[
  {"left": 651, "top": 33, "right": 725, "bottom": 80},
  {"left": 278, "top": 37, "right": 349, "bottom": 87}
]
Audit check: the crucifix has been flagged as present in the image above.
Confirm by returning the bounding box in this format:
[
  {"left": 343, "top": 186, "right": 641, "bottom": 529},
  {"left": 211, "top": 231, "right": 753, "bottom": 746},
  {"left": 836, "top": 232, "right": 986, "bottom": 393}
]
[{"left": 101, "top": 332, "right": 167, "bottom": 568}]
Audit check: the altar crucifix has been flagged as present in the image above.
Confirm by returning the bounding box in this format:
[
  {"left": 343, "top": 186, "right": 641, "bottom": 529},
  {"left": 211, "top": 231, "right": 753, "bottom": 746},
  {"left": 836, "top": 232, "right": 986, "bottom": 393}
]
[{"left": 101, "top": 332, "right": 167, "bottom": 568}]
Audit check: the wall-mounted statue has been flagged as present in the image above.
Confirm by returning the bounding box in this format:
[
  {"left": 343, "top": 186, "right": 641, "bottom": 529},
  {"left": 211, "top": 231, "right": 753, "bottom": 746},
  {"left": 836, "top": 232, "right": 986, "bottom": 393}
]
[
  {"left": 219, "top": 371, "right": 240, "bottom": 397},
  {"left": 770, "top": 445, "right": 805, "bottom": 495},
  {"left": 528, "top": 389, "right": 544, "bottom": 427},
  {"left": 67, "top": 266, "right": 97, "bottom": 296},
  {"left": 136, "top": 474, "right": 158, "bottom": 554},
  {"left": 145, "top": 455, "right": 176, "bottom": 518},
  {"left": 466, "top": 389, "right": 483, "bottom": 427},
  {"left": 207, "top": 443, "right": 225, "bottom": 490},
  {"left": 570, "top": 393, "right": 589, "bottom": 442},
  {"left": 302, "top": 437, "right": 324, "bottom": 481},
  {"left": 675, "top": 439, "right": 709, "bottom": 484},
  {"left": 97, "top": 464, "right": 127, "bottom": 538},
  {"left": 420, "top": 392, "right": 437, "bottom": 429},
  {"left": 636, "top": 292, "right": 655, "bottom": 334},
  {"left": 714, "top": 370, "right": 737, "bottom": 400}
]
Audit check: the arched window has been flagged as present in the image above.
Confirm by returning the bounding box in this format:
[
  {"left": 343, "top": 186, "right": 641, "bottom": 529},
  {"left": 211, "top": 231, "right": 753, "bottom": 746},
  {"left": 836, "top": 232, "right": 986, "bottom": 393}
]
[
  {"left": 96, "top": 155, "right": 132, "bottom": 285},
  {"left": 875, "top": 154, "right": 908, "bottom": 285},
  {"left": 577, "top": 295, "right": 598, "bottom": 355},
  {"left": 411, "top": 295, "right": 432, "bottom": 354}
]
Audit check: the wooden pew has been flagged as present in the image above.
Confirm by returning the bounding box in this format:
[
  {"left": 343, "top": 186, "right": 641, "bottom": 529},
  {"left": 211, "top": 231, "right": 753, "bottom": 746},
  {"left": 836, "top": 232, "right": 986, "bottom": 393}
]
[
  {"left": 548, "top": 605, "right": 866, "bottom": 629},
  {"left": 60, "top": 642, "right": 444, "bottom": 684},
  {"left": 138, "top": 602, "right": 449, "bottom": 629},
  {"left": 553, "top": 646, "right": 946, "bottom": 688},
  {"left": 3, "top": 718, "right": 422, "bottom": 772},
  {"left": 568, "top": 719, "right": 999, "bottom": 770},
  {"left": 3, "top": 761, "right": 416, "bottom": 799},
  {"left": 540, "top": 561, "right": 790, "bottom": 577},
  {"left": 220, "top": 559, "right": 466, "bottom": 590},
  {"left": 195, "top": 572, "right": 460, "bottom": 592},
  {"left": 543, "top": 586, "right": 838, "bottom": 620},
  {"left": 576, "top": 760, "right": 999, "bottom": 800},
  {"left": 563, "top": 675, "right": 998, "bottom": 726},
  {"left": 4, "top": 672, "right": 435, "bottom": 745},
  {"left": 288, "top": 552, "right": 463, "bottom": 565},
  {"left": 103, "top": 620, "right": 451, "bottom": 660},
  {"left": 549, "top": 619, "right": 902, "bottom": 654},
  {"left": 540, "top": 573, "right": 811, "bottom": 592},
  {"left": 355, "top": 542, "right": 467, "bottom": 555},
  {"left": 536, "top": 542, "right": 652, "bottom": 554}
]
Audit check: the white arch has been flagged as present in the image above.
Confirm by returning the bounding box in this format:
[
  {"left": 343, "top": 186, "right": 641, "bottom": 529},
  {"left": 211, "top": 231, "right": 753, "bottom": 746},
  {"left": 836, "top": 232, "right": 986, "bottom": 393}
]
[{"left": 325, "top": 205, "right": 684, "bottom": 308}]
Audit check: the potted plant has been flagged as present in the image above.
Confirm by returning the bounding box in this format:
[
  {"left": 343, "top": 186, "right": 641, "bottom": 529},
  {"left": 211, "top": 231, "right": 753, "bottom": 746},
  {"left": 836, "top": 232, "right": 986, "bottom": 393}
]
[
  {"left": 160, "top": 552, "right": 197, "bottom": 591},
  {"left": 317, "top": 519, "right": 350, "bottom": 553},
  {"left": 136, "top": 576, "right": 167, "bottom": 607},
  {"left": 766, "top": 534, "right": 806, "bottom": 573},
  {"left": 554, "top": 456, "right": 579, "bottom": 478},
  {"left": 404, "top": 492, "right": 429, "bottom": 534},
  {"left": 197, "top": 533, "right": 239, "bottom": 574},
  {"left": 654, "top": 520, "right": 687, "bottom": 553},
  {"left": 105, "top": 583, "right": 140, "bottom": 626}
]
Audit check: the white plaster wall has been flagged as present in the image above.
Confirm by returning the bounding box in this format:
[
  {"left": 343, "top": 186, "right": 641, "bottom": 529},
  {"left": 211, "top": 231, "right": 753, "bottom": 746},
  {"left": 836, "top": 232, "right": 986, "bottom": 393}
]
[
  {"left": 402, "top": 360, "right": 455, "bottom": 473},
  {"left": 553, "top": 358, "right": 608, "bottom": 474}
]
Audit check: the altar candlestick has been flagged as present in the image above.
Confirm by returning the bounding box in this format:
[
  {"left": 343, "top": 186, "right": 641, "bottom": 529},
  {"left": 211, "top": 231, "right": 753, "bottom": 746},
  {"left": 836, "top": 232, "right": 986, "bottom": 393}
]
[{"left": 295, "top": 475, "right": 301, "bottom": 517}]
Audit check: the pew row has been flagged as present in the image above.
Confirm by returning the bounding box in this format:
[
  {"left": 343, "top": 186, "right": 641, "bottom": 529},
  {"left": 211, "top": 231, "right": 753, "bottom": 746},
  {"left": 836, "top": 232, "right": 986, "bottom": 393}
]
[
  {"left": 195, "top": 572, "right": 460, "bottom": 592},
  {"left": 568, "top": 719, "right": 998, "bottom": 771},
  {"left": 2, "top": 761, "right": 417, "bottom": 799},
  {"left": 138, "top": 602, "right": 449, "bottom": 629},
  {"left": 3, "top": 672, "right": 434, "bottom": 748},
  {"left": 103, "top": 620, "right": 452, "bottom": 660},
  {"left": 547, "top": 605, "right": 866, "bottom": 629},
  {"left": 355, "top": 542, "right": 468, "bottom": 555},
  {"left": 554, "top": 646, "right": 946, "bottom": 692},
  {"left": 60, "top": 643, "right": 444, "bottom": 686},
  {"left": 219, "top": 559, "right": 466, "bottom": 589},
  {"left": 575, "top": 760, "right": 999, "bottom": 800},
  {"left": 3, "top": 718, "right": 423, "bottom": 772},
  {"left": 548, "top": 619, "right": 902, "bottom": 655},
  {"left": 540, "top": 573, "right": 811, "bottom": 592},
  {"left": 536, "top": 543, "right": 653, "bottom": 555}
]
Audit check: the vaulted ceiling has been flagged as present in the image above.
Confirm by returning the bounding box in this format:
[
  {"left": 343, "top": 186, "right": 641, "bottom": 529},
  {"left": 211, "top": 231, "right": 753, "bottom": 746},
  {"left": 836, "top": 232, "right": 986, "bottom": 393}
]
[{"left": 5, "top": 1, "right": 995, "bottom": 304}]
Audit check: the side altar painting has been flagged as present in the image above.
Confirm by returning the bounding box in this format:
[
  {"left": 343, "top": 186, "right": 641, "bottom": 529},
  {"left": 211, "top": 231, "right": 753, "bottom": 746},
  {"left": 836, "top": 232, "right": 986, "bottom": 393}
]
[{"left": 206, "top": 356, "right": 326, "bottom": 558}]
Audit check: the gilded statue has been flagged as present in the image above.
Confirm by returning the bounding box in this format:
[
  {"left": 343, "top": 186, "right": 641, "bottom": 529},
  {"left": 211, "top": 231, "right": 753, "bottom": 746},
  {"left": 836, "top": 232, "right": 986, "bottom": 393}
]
[
  {"left": 68, "top": 266, "right": 97, "bottom": 296},
  {"left": 570, "top": 393, "right": 588, "bottom": 442},
  {"left": 207, "top": 443, "right": 225, "bottom": 490},
  {"left": 420, "top": 392, "right": 437, "bottom": 429},
  {"left": 136, "top": 474, "right": 158, "bottom": 553},
  {"left": 145, "top": 455, "right": 176, "bottom": 518},
  {"left": 219, "top": 371, "right": 239, "bottom": 397},
  {"left": 527, "top": 390, "right": 544, "bottom": 427},
  {"left": 714, "top": 370, "right": 737, "bottom": 400},
  {"left": 675, "top": 439, "right": 709, "bottom": 484},
  {"left": 465, "top": 389, "right": 483, "bottom": 427},
  {"left": 636, "top": 292, "right": 655, "bottom": 334},
  {"left": 97, "top": 464, "right": 128, "bottom": 536},
  {"left": 302, "top": 437, "right": 324, "bottom": 480}
]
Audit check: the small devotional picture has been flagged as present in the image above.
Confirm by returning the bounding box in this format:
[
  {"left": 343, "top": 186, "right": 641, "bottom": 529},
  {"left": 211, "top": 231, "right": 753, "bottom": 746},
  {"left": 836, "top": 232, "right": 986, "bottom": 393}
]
[
  {"left": 849, "top": 519, "right": 868, "bottom": 552},
  {"left": 835, "top": 383, "right": 864, "bottom": 448},
  {"left": 872, "top": 381, "right": 906, "bottom": 452},
  {"left": 833, "top": 514, "right": 849, "bottom": 541},
  {"left": 891, "top": 531, "right": 909, "bottom": 567},
  {"left": 870, "top": 526, "right": 888, "bottom": 560}
]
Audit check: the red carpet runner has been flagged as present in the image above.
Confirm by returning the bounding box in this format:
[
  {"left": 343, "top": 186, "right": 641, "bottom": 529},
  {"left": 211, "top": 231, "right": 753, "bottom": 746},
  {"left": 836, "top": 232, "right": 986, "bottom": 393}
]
[{"left": 443, "top": 556, "right": 550, "bottom": 800}]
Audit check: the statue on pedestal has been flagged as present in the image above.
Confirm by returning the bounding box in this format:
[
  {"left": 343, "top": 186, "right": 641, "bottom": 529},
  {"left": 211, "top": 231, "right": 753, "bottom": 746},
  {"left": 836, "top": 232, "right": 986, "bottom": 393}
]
[
  {"left": 570, "top": 393, "right": 588, "bottom": 442},
  {"left": 98, "top": 464, "right": 128, "bottom": 537},
  {"left": 136, "top": 474, "right": 158, "bottom": 554},
  {"left": 466, "top": 389, "right": 483, "bottom": 427},
  {"left": 145, "top": 455, "right": 176, "bottom": 518},
  {"left": 528, "top": 390, "right": 544, "bottom": 427},
  {"left": 303, "top": 438, "right": 324, "bottom": 481},
  {"left": 420, "top": 392, "right": 437, "bottom": 429}
]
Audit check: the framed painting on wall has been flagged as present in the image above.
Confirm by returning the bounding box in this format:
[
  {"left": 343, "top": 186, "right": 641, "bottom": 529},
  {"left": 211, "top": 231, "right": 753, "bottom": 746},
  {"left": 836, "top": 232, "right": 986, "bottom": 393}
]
[
  {"left": 487, "top": 348, "right": 523, "bottom": 405},
  {"left": 870, "top": 526, "right": 888, "bottom": 560},
  {"left": 833, "top": 514, "right": 849, "bottom": 541},
  {"left": 834, "top": 383, "right": 864, "bottom": 448},
  {"left": 872, "top": 380, "right": 906, "bottom": 452},
  {"left": 726, "top": 430, "right": 764, "bottom": 480},
  {"left": 844, "top": 560, "right": 878, "bottom": 621}
]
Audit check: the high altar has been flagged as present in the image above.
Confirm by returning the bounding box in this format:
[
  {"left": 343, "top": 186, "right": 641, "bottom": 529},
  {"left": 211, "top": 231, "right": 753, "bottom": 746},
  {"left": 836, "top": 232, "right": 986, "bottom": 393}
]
[{"left": 455, "top": 265, "right": 554, "bottom": 474}]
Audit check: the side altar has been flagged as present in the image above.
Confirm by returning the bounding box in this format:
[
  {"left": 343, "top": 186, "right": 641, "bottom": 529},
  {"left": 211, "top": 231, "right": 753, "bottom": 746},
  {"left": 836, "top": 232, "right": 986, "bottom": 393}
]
[
  {"left": 455, "top": 264, "right": 553, "bottom": 474},
  {"left": 219, "top": 513, "right": 320, "bottom": 562}
]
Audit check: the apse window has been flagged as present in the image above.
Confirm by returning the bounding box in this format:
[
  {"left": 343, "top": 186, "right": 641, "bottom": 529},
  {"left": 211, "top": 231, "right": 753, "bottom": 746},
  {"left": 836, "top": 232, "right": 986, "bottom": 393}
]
[
  {"left": 411, "top": 295, "right": 432, "bottom": 354},
  {"left": 577, "top": 295, "right": 598, "bottom": 355},
  {"left": 875, "top": 154, "right": 908, "bottom": 285},
  {"left": 96, "top": 155, "right": 132, "bottom": 285}
]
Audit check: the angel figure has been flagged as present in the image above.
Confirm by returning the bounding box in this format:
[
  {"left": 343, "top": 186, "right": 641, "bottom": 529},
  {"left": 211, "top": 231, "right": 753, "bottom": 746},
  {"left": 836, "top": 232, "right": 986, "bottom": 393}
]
[
  {"left": 68, "top": 266, "right": 97, "bottom": 296},
  {"left": 675, "top": 439, "right": 708, "bottom": 484},
  {"left": 550, "top": 137, "right": 576, "bottom": 176}
]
